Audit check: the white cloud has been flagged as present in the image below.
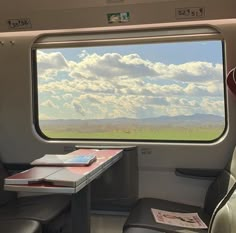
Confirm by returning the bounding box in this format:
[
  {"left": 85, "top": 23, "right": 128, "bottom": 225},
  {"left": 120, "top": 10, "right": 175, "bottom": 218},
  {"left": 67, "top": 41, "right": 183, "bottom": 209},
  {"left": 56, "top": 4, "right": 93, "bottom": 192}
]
[
  {"left": 38, "top": 80, "right": 76, "bottom": 93},
  {"left": 200, "top": 98, "right": 224, "bottom": 115},
  {"left": 67, "top": 52, "right": 223, "bottom": 84},
  {"left": 38, "top": 51, "right": 223, "bottom": 95},
  {"left": 37, "top": 51, "right": 68, "bottom": 70},
  {"left": 72, "top": 99, "right": 86, "bottom": 116},
  {"left": 39, "top": 113, "right": 56, "bottom": 120},
  {"left": 63, "top": 94, "right": 73, "bottom": 100},
  {"left": 37, "top": 51, "right": 69, "bottom": 80},
  {"left": 40, "top": 100, "right": 59, "bottom": 109},
  {"left": 52, "top": 95, "right": 61, "bottom": 100},
  {"left": 69, "top": 53, "right": 156, "bottom": 80},
  {"left": 78, "top": 50, "right": 89, "bottom": 59},
  {"left": 37, "top": 51, "right": 225, "bottom": 119},
  {"left": 63, "top": 102, "right": 73, "bottom": 109}
]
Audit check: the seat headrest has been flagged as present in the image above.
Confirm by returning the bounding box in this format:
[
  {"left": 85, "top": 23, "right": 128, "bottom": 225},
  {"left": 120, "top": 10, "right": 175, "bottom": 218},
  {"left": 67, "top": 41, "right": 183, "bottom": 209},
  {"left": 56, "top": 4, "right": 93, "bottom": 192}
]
[{"left": 227, "top": 68, "right": 236, "bottom": 96}]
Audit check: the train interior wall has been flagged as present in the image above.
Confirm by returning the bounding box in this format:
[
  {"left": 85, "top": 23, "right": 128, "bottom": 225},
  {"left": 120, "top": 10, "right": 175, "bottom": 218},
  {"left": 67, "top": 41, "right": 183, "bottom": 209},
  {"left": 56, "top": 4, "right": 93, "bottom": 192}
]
[{"left": 0, "top": 0, "right": 236, "bottom": 232}]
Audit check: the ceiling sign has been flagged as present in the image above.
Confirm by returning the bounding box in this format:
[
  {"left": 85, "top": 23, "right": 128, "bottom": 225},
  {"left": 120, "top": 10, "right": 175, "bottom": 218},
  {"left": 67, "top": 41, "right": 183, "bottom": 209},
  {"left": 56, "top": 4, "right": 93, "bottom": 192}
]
[
  {"left": 107, "top": 12, "right": 130, "bottom": 24},
  {"left": 175, "top": 7, "right": 205, "bottom": 19},
  {"left": 7, "top": 18, "right": 32, "bottom": 30}
]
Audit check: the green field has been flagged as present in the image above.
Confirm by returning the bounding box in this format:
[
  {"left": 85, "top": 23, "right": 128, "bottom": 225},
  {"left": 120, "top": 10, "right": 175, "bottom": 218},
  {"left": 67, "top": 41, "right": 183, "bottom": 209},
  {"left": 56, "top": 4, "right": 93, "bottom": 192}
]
[{"left": 41, "top": 126, "right": 224, "bottom": 141}]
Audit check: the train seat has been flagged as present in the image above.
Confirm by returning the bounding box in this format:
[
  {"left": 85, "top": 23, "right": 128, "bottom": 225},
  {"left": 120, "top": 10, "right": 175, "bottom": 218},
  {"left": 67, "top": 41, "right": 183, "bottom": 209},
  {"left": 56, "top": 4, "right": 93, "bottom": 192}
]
[
  {"left": 209, "top": 184, "right": 236, "bottom": 233},
  {"left": 0, "top": 194, "right": 70, "bottom": 233},
  {"left": 0, "top": 162, "right": 71, "bottom": 233},
  {"left": 123, "top": 198, "right": 209, "bottom": 233},
  {"left": 0, "top": 219, "right": 42, "bottom": 233},
  {"left": 123, "top": 146, "right": 236, "bottom": 233},
  {"left": 227, "top": 67, "right": 236, "bottom": 96}
]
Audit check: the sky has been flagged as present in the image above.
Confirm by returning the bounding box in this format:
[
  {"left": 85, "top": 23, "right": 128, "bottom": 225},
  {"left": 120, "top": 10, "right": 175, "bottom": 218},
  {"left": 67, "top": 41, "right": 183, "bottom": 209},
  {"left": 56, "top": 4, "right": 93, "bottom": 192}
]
[{"left": 36, "top": 40, "right": 225, "bottom": 120}]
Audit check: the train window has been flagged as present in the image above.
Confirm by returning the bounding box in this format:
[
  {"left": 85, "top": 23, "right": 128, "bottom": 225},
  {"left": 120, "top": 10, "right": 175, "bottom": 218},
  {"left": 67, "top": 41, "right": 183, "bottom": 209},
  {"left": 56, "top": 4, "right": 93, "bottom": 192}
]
[{"left": 33, "top": 29, "right": 226, "bottom": 142}]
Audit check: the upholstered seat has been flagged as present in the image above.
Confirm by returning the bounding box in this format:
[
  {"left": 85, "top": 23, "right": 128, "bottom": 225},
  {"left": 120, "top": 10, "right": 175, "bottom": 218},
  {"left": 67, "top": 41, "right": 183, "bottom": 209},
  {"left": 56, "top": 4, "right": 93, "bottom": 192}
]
[
  {"left": 0, "top": 194, "right": 70, "bottom": 233},
  {"left": 209, "top": 186, "right": 236, "bottom": 233},
  {"left": 0, "top": 219, "right": 42, "bottom": 233},
  {"left": 0, "top": 162, "right": 71, "bottom": 233},
  {"left": 123, "top": 146, "right": 236, "bottom": 233},
  {"left": 0, "top": 194, "right": 70, "bottom": 223},
  {"left": 227, "top": 67, "right": 236, "bottom": 96},
  {"left": 123, "top": 198, "right": 209, "bottom": 233},
  {"left": 124, "top": 227, "right": 164, "bottom": 233}
]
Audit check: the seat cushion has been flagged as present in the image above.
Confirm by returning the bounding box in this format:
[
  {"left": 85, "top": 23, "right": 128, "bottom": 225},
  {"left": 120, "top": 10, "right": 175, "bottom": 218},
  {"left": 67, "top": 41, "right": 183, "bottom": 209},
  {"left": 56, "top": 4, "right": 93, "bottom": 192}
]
[
  {"left": 42, "top": 211, "right": 70, "bottom": 233},
  {"left": 0, "top": 194, "right": 70, "bottom": 223},
  {"left": 124, "top": 198, "right": 210, "bottom": 233},
  {"left": 124, "top": 227, "right": 164, "bottom": 233},
  {"left": 0, "top": 219, "right": 42, "bottom": 233}
]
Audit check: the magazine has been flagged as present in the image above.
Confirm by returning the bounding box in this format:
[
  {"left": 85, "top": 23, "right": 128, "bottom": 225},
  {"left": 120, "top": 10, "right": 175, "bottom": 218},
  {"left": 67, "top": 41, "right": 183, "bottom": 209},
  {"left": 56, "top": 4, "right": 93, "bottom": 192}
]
[{"left": 151, "top": 208, "right": 208, "bottom": 229}]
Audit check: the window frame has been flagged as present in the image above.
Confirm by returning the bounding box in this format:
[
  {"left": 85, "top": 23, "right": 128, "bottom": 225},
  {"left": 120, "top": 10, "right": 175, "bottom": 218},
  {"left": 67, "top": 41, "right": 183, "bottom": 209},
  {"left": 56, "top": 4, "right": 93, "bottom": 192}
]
[{"left": 32, "top": 26, "right": 227, "bottom": 143}]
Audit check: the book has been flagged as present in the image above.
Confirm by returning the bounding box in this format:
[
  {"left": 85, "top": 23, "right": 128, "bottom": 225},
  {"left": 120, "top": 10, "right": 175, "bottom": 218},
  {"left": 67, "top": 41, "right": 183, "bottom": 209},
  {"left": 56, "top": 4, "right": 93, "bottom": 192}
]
[
  {"left": 5, "top": 149, "right": 123, "bottom": 187},
  {"left": 4, "top": 166, "right": 86, "bottom": 187},
  {"left": 31, "top": 151, "right": 97, "bottom": 166},
  {"left": 5, "top": 167, "right": 62, "bottom": 185},
  {"left": 62, "top": 148, "right": 123, "bottom": 185},
  {"left": 63, "top": 155, "right": 96, "bottom": 166}
]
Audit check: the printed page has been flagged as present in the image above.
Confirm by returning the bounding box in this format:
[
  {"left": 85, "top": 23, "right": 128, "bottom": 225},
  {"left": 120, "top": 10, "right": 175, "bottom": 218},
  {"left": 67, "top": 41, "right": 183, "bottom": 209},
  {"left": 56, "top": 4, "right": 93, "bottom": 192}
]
[{"left": 151, "top": 208, "right": 208, "bottom": 229}]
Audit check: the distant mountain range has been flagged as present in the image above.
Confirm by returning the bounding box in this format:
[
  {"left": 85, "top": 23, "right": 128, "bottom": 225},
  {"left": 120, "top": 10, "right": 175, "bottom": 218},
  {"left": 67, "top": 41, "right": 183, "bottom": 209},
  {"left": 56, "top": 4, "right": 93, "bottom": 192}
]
[{"left": 40, "top": 114, "right": 224, "bottom": 127}]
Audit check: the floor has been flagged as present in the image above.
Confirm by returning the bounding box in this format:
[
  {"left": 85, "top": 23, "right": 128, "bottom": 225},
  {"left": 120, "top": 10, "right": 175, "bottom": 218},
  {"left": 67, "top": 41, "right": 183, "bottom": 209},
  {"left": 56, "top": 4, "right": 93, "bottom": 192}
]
[{"left": 91, "top": 214, "right": 128, "bottom": 233}]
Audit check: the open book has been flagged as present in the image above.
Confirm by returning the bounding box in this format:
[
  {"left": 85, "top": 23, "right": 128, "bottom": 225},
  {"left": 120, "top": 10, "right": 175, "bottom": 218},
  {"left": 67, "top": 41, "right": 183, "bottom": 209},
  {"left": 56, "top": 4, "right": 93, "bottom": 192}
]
[{"left": 31, "top": 151, "right": 97, "bottom": 166}]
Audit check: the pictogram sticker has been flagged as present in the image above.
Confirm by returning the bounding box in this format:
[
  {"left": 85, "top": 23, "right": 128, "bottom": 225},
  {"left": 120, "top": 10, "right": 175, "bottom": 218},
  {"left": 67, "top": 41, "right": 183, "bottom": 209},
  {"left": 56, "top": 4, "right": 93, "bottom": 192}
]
[{"left": 8, "top": 18, "right": 32, "bottom": 30}]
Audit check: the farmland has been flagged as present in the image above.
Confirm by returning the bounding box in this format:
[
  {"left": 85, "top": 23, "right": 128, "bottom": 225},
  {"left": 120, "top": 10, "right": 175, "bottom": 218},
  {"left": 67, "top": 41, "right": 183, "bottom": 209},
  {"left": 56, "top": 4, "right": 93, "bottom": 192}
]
[{"left": 39, "top": 114, "right": 225, "bottom": 141}]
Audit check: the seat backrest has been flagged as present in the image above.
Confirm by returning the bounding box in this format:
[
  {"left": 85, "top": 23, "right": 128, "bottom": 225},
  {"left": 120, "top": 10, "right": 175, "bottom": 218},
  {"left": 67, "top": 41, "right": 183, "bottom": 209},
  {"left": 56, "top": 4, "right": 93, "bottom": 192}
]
[
  {"left": 204, "top": 146, "right": 236, "bottom": 215},
  {"left": 209, "top": 184, "right": 236, "bottom": 233},
  {"left": 227, "top": 67, "right": 236, "bottom": 96},
  {"left": 0, "top": 161, "right": 17, "bottom": 206}
]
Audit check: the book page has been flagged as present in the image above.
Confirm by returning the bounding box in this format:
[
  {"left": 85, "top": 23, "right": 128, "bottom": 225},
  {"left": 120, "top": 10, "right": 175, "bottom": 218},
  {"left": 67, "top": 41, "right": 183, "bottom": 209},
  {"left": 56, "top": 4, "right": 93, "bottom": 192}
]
[{"left": 151, "top": 208, "right": 207, "bottom": 229}]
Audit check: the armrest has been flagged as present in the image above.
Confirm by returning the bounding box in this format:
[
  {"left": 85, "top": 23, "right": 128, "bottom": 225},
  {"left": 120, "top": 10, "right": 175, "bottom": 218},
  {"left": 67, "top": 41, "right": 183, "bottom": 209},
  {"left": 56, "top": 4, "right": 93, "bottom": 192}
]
[{"left": 175, "top": 168, "right": 222, "bottom": 180}]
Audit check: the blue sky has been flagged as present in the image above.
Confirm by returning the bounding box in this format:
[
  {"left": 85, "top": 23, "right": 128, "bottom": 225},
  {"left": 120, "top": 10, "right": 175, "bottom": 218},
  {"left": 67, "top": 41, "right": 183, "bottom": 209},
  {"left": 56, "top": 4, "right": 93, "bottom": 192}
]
[
  {"left": 37, "top": 40, "right": 225, "bottom": 120},
  {"left": 44, "top": 41, "right": 223, "bottom": 64}
]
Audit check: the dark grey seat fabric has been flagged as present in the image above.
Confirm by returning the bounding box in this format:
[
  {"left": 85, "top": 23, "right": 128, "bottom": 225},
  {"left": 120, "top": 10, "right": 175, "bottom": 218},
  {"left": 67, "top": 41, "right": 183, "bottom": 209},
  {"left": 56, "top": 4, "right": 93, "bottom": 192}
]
[
  {"left": 123, "top": 146, "right": 236, "bottom": 233},
  {"left": 0, "top": 162, "right": 71, "bottom": 233},
  {"left": 124, "top": 198, "right": 209, "bottom": 233},
  {"left": 0, "top": 162, "right": 17, "bottom": 206},
  {"left": 0, "top": 194, "right": 70, "bottom": 223},
  {"left": 0, "top": 194, "right": 70, "bottom": 233},
  {"left": 0, "top": 219, "right": 42, "bottom": 233},
  {"left": 124, "top": 227, "right": 164, "bottom": 233}
]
